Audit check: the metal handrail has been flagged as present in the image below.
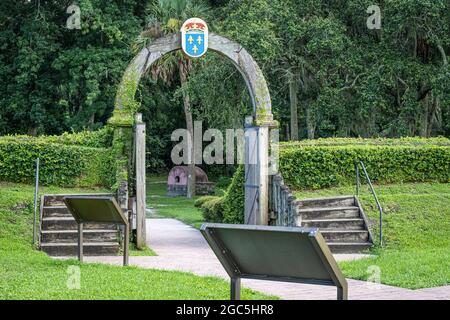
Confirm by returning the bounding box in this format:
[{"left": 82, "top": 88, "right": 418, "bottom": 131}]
[{"left": 355, "top": 161, "right": 383, "bottom": 247}]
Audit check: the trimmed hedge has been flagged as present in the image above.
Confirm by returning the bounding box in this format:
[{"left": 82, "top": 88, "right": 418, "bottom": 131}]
[
  {"left": 0, "top": 127, "right": 113, "bottom": 149},
  {"left": 0, "top": 138, "right": 115, "bottom": 188},
  {"left": 280, "top": 145, "right": 450, "bottom": 189},
  {"left": 281, "top": 137, "right": 450, "bottom": 147},
  {"left": 220, "top": 139, "right": 450, "bottom": 224}
]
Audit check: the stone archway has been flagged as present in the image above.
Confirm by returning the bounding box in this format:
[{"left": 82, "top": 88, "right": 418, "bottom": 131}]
[
  {"left": 110, "top": 32, "right": 276, "bottom": 247},
  {"left": 111, "top": 33, "right": 274, "bottom": 126}
]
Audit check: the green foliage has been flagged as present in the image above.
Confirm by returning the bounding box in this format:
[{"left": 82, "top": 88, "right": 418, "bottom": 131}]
[
  {"left": 223, "top": 139, "right": 449, "bottom": 221},
  {"left": 280, "top": 144, "right": 450, "bottom": 189},
  {"left": 214, "top": 175, "right": 232, "bottom": 190},
  {"left": 0, "top": 127, "right": 113, "bottom": 148},
  {"left": 0, "top": 0, "right": 146, "bottom": 135},
  {"left": 200, "top": 196, "right": 224, "bottom": 222},
  {"left": 222, "top": 165, "right": 244, "bottom": 224},
  {"left": 0, "top": 136, "right": 114, "bottom": 187},
  {"left": 194, "top": 195, "right": 218, "bottom": 208},
  {"left": 139, "top": 78, "right": 186, "bottom": 172},
  {"left": 0, "top": 0, "right": 449, "bottom": 175},
  {"left": 281, "top": 136, "right": 450, "bottom": 147},
  {"left": 186, "top": 53, "right": 252, "bottom": 131},
  {"left": 111, "top": 126, "right": 134, "bottom": 191},
  {"left": 215, "top": 0, "right": 450, "bottom": 139}
]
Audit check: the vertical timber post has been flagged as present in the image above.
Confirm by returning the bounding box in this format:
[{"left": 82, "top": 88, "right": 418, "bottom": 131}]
[
  {"left": 123, "top": 222, "right": 129, "bottom": 266},
  {"left": 244, "top": 124, "right": 271, "bottom": 226},
  {"left": 258, "top": 125, "right": 270, "bottom": 225},
  {"left": 244, "top": 125, "right": 259, "bottom": 225},
  {"left": 135, "top": 113, "right": 147, "bottom": 249}
]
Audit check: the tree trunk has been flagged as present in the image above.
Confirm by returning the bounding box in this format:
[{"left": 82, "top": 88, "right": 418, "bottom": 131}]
[
  {"left": 420, "top": 93, "right": 429, "bottom": 137},
  {"left": 437, "top": 43, "right": 448, "bottom": 66},
  {"left": 306, "top": 106, "right": 315, "bottom": 139},
  {"left": 179, "top": 59, "right": 196, "bottom": 198},
  {"left": 288, "top": 72, "right": 299, "bottom": 140},
  {"left": 28, "top": 126, "right": 37, "bottom": 136}
]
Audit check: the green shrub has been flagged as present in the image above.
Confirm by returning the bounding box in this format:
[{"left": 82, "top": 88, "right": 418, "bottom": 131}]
[
  {"left": 281, "top": 137, "right": 450, "bottom": 147},
  {"left": 0, "top": 127, "right": 113, "bottom": 149},
  {"left": 195, "top": 196, "right": 219, "bottom": 208},
  {"left": 223, "top": 139, "right": 450, "bottom": 224},
  {"left": 280, "top": 145, "right": 450, "bottom": 189},
  {"left": 215, "top": 176, "right": 232, "bottom": 190},
  {"left": 222, "top": 165, "right": 245, "bottom": 224},
  {"left": 0, "top": 139, "right": 114, "bottom": 187},
  {"left": 200, "top": 197, "right": 225, "bottom": 223}
]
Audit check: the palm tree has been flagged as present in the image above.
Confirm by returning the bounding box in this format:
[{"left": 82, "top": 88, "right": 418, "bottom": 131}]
[{"left": 138, "top": 0, "right": 210, "bottom": 198}]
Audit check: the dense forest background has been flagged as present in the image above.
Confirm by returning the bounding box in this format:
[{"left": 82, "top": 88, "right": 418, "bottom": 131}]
[{"left": 0, "top": 0, "right": 449, "bottom": 172}]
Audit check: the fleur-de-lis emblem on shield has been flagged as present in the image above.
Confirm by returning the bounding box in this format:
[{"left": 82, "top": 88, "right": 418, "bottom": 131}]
[{"left": 181, "top": 18, "right": 208, "bottom": 58}]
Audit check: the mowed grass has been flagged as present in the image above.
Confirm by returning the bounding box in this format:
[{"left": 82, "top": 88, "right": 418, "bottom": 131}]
[
  {"left": 294, "top": 182, "right": 450, "bottom": 289},
  {"left": 147, "top": 177, "right": 205, "bottom": 229},
  {"left": 0, "top": 182, "right": 272, "bottom": 300}
]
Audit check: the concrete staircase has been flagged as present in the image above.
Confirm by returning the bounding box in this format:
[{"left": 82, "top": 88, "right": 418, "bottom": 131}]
[
  {"left": 39, "top": 194, "right": 120, "bottom": 256},
  {"left": 295, "top": 196, "right": 373, "bottom": 253}
]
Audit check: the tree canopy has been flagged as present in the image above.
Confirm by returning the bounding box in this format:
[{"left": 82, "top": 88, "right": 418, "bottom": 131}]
[{"left": 0, "top": 0, "right": 448, "bottom": 170}]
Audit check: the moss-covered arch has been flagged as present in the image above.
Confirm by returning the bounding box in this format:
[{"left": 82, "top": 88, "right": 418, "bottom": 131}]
[
  {"left": 110, "top": 33, "right": 275, "bottom": 244},
  {"left": 109, "top": 33, "right": 274, "bottom": 126}
]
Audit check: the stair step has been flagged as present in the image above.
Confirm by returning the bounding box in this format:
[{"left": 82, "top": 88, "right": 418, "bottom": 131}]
[
  {"left": 41, "top": 217, "right": 117, "bottom": 231},
  {"left": 298, "top": 206, "right": 360, "bottom": 220},
  {"left": 320, "top": 230, "right": 369, "bottom": 243},
  {"left": 327, "top": 242, "right": 372, "bottom": 254},
  {"left": 296, "top": 196, "right": 355, "bottom": 209},
  {"left": 41, "top": 230, "right": 118, "bottom": 243},
  {"left": 42, "top": 206, "right": 71, "bottom": 218},
  {"left": 40, "top": 242, "right": 120, "bottom": 256},
  {"left": 302, "top": 218, "right": 365, "bottom": 230}
]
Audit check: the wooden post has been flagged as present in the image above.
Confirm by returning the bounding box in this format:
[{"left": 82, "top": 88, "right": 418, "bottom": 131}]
[
  {"left": 244, "top": 126, "right": 259, "bottom": 225},
  {"left": 258, "top": 125, "right": 269, "bottom": 225},
  {"left": 123, "top": 223, "right": 129, "bottom": 266},
  {"left": 135, "top": 114, "right": 146, "bottom": 249},
  {"left": 78, "top": 222, "right": 83, "bottom": 263}
]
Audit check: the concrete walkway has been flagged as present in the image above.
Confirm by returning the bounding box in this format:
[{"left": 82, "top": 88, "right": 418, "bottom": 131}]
[{"left": 81, "top": 218, "right": 449, "bottom": 300}]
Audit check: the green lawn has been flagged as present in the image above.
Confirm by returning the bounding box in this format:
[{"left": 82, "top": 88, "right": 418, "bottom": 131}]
[
  {"left": 147, "top": 178, "right": 205, "bottom": 228},
  {"left": 0, "top": 182, "right": 272, "bottom": 300},
  {"left": 294, "top": 182, "right": 450, "bottom": 289}
]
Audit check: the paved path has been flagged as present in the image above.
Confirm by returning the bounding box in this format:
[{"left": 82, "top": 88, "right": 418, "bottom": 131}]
[{"left": 81, "top": 218, "right": 449, "bottom": 300}]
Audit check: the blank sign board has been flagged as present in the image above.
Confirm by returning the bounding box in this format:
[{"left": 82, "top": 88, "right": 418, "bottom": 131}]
[
  {"left": 200, "top": 223, "right": 347, "bottom": 300},
  {"left": 64, "top": 195, "right": 127, "bottom": 225},
  {"left": 63, "top": 195, "right": 129, "bottom": 266}
]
